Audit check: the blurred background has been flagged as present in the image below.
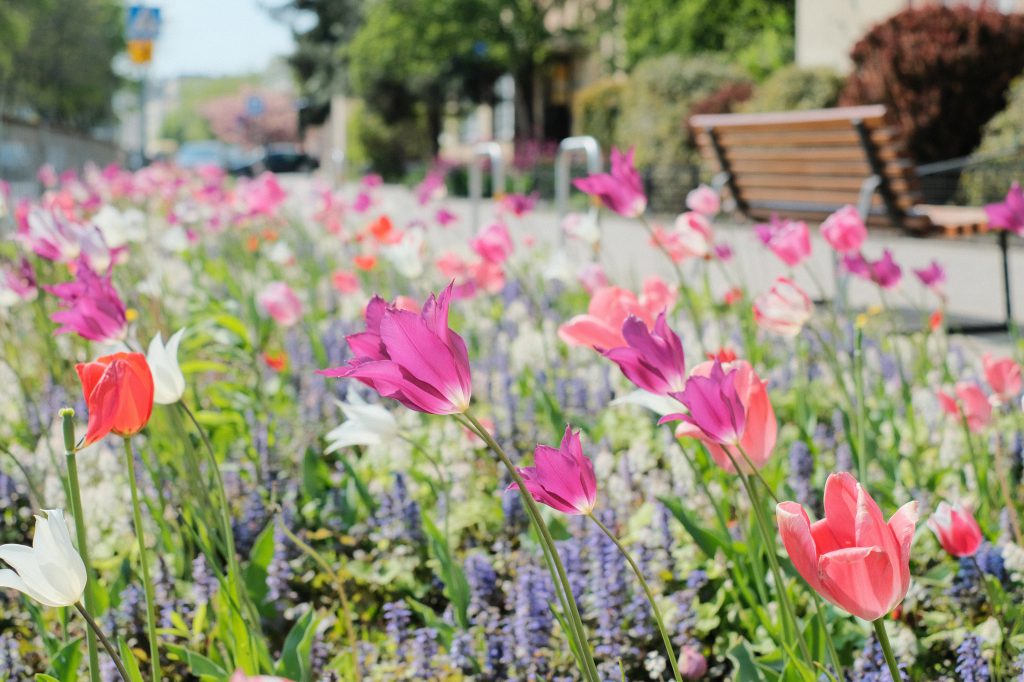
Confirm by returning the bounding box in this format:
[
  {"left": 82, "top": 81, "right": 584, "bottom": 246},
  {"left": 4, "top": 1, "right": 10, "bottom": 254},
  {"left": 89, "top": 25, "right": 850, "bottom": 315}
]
[{"left": 1, "top": 0, "right": 1023, "bottom": 210}]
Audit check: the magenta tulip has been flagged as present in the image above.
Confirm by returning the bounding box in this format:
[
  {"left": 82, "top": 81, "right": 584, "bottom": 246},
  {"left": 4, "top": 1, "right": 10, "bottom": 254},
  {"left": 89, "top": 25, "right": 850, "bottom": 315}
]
[
  {"left": 318, "top": 283, "right": 473, "bottom": 415},
  {"left": 46, "top": 260, "right": 127, "bottom": 342},
  {"left": 603, "top": 312, "right": 686, "bottom": 396},
  {"left": 985, "top": 182, "right": 1024, "bottom": 235},
  {"left": 509, "top": 426, "right": 597, "bottom": 515},
  {"left": 755, "top": 216, "right": 811, "bottom": 267},
  {"left": 573, "top": 147, "right": 647, "bottom": 218},
  {"left": 776, "top": 472, "right": 918, "bottom": 621}
]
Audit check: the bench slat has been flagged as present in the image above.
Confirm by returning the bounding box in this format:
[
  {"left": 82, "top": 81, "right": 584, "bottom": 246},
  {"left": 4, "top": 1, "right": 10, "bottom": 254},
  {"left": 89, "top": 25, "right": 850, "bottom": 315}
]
[
  {"left": 737, "top": 173, "right": 914, "bottom": 194},
  {"left": 717, "top": 146, "right": 906, "bottom": 163},
  {"left": 694, "top": 127, "right": 900, "bottom": 150},
  {"left": 739, "top": 186, "right": 917, "bottom": 210},
  {"left": 690, "top": 105, "right": 888, "bottom": 132}
]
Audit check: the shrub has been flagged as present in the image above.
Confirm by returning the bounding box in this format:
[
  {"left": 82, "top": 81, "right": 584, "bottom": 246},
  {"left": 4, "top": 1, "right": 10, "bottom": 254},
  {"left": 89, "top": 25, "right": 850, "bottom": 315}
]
[
  {"left": 571, "top": 76, "right": 627, "bottom": 153},
  {"left": 840, "top": 5, "right": 1024, "bottom": 164},
  {"left": 347, "top": 99, "right": 431, "bottom": 180},
  {"left": 742, "top": 65, "right": 844, "bottom": 113},
  {"left": 616, "top": 54, "right": 751, "bottom": 174},
  {"left": 961, "top": 77, "right": 1024, "bottom": 204}
]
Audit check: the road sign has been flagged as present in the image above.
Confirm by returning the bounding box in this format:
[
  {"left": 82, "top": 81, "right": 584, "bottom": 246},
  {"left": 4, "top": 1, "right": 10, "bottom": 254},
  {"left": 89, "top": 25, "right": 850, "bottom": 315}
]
[
  {"left": 246, "top": 95, "right": 266, "bottom": 117},
  {"left": 127, "top": 40, "right": 153, "bottom": 65},
  {"left": 126, "top": 5, "right": 161, "bottom": 42}
]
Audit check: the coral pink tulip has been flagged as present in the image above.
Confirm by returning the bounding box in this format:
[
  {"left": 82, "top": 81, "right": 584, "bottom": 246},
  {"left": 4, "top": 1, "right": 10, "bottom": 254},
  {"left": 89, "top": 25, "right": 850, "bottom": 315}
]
[
  {"left": 982, "top": 353, "right": 1022, "bottom": 403},
  {"left": 985, "top": 182, "right": 1024, "bottom": 235},
  {"left": 258, "top": 282, "right": 304, "bottom": 327},
  {"left": 662, "top": 360, "right": 777, "bottom": 473},
  {"left": 76, "top": 352, "right": 155, "bottom": 446},
  {"left": 509, "top": 426, "right": 597, "bottom": 515},
  {"left": 573, "top": 147, "right": 647, "bottom": 218},
  {"left": 820, "top": 205, "right": 867, "bottom": 253},
  {"left": 603, "top": 312, "right": 687, "bottom": 396},
  {"left": 753, "top": 277, "right": 812, "bottom": 338},
  {"left": 927, "top": 502, "right": 983, "bottom": 558},
  {"left": 776, "top": 472, "right": 918, "bottom": 621},
  {"left": 685, "top": 184, "right": 720, "bottom": 217},
  {"left": 558, "top": 286, "right": 657, "bottom": 350},
  {"left": 755, "top": 216, "right": 811, "bottom": 267},
  {"left": 937, "top": 382, "right": 992, "bottom": 433},
  {"left": 318, "top": 283, "right": 473, "bottom": 415}
]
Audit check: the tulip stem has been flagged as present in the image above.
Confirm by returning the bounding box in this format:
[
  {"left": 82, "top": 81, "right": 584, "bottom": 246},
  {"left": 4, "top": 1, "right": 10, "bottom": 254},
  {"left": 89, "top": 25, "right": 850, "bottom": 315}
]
[
  {"left": 75, "top": 603, "right": 131, "bottom": 682},
  {"left": 638, "top": 215, "right": 705, "bottom": 353},
  {"left": 871, "top": 618, "right": 902, "bottom": 682},
  {"left": 122, "top": 437, "right": 162, "bottom": 682},
  {"left": 459, "top": 411, "right": 600, "bottom": 682},
  {"left": 969, "top": 555, "right": 1009, "bottom": 648},
  {"left": 60, "top": 410, "right": 100, "bottom": 682},
  {"left": 587, "top": 512, "right": 684, "bottom": 682}
]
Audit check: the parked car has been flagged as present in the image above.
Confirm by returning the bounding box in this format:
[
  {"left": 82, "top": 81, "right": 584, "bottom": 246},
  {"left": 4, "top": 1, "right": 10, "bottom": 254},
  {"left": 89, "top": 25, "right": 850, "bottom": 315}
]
[
  {"left": 175, "top": 140, "right": 228, "bottom": 170},
  {"left": 260, "top": 144, "right": 319, "bottom": 173}
]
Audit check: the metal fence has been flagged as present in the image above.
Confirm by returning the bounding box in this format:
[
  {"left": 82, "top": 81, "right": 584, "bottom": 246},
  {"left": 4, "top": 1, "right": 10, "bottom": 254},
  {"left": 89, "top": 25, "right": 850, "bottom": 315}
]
[{"left": 0, "top": 116, "right": 120, "bottom": 199}]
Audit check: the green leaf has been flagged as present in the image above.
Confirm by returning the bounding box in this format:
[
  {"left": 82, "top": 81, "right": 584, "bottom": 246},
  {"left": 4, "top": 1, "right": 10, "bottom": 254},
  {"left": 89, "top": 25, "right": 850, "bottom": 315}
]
[
  {"left": 422, "top": 515, "right": 470, "bottom": 629},
  {"left": 163, "top": 643, "right": 228, "bottom": 679},
  {"left": 658, "top": 495, "right": 732, "bottom": 559},
  {"left": 336, "top": 451, "right": 376, "bottom": 514},
  {"left": 35, "top": 675, "right": 61, "bottom": 682},
  {"left": 274, "top": 609, "right": 318, "bottom": 682},
  {"left": 243, "top": 520, "right": 276, "bottom": 611},
  {"left": 50, "top": 636, "right": 82, "bottom": 682},
  {"left": 727, "top": 641, "right": 771, "bottom": 682},
  {"left": 117, "top": 637, "right": 146, "bottom": 682}
]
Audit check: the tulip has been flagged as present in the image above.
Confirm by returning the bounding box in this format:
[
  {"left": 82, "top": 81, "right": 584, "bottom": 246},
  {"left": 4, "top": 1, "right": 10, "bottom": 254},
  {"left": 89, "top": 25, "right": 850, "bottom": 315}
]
[
  {"left": 776, "top": 472, "right": 918, "bottom": 622},
  {"left": 603, "top": 312, "right": 687, "bottom": 396},
  {"left": 499, "top": 192, "right": 539, "bottom": 217},
  {"left": 416, "top": 169, "right": 447, "bottom": 205},
  {"left": 76, "top": 352, "right": 155, "bottom": 446},
  {"left": 678, "top": 645, "right": 708, "bottom": 680},
  {"left": 20, "top": 206, "right": 80, "bottom": 262},
  {"left": 318, "top": 283, "right": 473, "bottom": 415},
  {"left": 0, "top": 509, "right": 87, "bottom": 607},
  {"left": 820, "top": 205, "right": 867, "bottom": 253},
  {"left": 913, "top": 260, "right": 946, "bottom": 292},
  {"left": 558, "top": 285, "right": 660, "bottom": 350},
  {"left": 753, "top": 277, "right": 813, "bottom": 338},
  {"left": 147, "top": 328, "right": 186, "bottom": 405},
  {"left": 47, "top": 262, "right": 127, "bottom": 343},
  {"left": 755, "top": 216, "right": 811, "bottom": 267},
  {"left": 982, "top": 353, "right": 1022, "bottom": 404},
  {"left": 0, "top": 258, "right": 37, "bottom": 307},
  {"left": 685, "top": 184, "right": 720, "bottom": 217},
  {"left": 937, "top": 382, "right": 992, "bottom": 433},
  {"left": 258, "top": 281, "right": 304, "bottom": 327},
  {"left": 573, "top": 146, "right": 647, "bottom": 218},
  {"left": 870, "top": 249, "right": 902, "bottom": 289},
  {"left": 672, "top": 212, "right": 714, "bottom": 260},
  {"left": 662, "top": 360, "right": 777, "bottom": 473},
  {"left": 325, "top": 388, "right": 399, "bottom": 453},
  {"left": 382, "top": 230, "right": 425, "bottom": 279},
  {"left": 927, "top": 502, "right": 983, "bottom": 558},
  {"left": 435, "top": 207, "right": 457, "bottom": 227},
  {"left": 470, "top": 222, "right": 514, "bottom": 264},
  {"left": 509, "top": 426, "right": 597, "bottom": 515},
  {"left": 985, "top": 181, "right": 1024, "bottom": 235}
]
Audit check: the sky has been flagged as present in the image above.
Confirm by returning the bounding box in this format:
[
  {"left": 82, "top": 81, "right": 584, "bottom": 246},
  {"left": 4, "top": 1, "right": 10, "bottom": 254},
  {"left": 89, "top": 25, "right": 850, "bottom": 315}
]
[{"left": 148, "top": 0, "right": 304, "bottom": 78}]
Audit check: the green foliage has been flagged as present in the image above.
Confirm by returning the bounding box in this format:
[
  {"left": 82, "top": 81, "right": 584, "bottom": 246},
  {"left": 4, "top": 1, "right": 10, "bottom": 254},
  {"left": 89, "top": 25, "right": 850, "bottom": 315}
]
[
  {"left": 615, "top": 54, "right": 751, "bottom": 173},
  {"left": 622, "top": 0, "right": 794, "bottom": 77},
  {"left": 742, "top": 65, "right": 844, "bottom": 113},
  {"left": 0, "top": 0, "right": 123, "bottom": 128},
  {"left": 840, "top": 5, "right": 1024, "bottom": 164},
  {"left": 347, "top": 100, "right": 432, "bottom": 180},
  {"left": 961, "top": 77, "right": 1024, "bottom": 204},
  {"left": 159, "top": 75, "right": 262, "bottom": 144},
  {"left": 571, "top": 76, "right": 627, "bottom": 153}
]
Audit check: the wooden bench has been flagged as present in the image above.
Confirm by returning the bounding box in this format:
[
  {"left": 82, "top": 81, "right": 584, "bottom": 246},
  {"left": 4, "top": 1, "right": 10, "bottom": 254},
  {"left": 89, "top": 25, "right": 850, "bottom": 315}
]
[{"left": 690, "top": 105, "right": 1013, "bottom": 333}]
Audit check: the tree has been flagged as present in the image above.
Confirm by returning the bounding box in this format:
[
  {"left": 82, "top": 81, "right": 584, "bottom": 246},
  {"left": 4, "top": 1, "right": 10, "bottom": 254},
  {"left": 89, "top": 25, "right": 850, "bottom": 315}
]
[
  {"left": 0, "top": 0, "right": 123, "bottom": 129},
  {"left": 623, "top": 0, "right": 795, "bottom": 78}
]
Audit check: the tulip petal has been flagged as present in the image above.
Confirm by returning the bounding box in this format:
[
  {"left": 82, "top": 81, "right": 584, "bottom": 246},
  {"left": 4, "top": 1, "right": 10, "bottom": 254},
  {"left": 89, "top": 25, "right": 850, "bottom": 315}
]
[
  {"left": 818, "top": 546, "right": 894, "bottom": 621},
  {"left": 776, "top": 502, "right": 825, "bottom": 594},
  {"left": 822, "top": 472, "right": 859, "bottom": 548}
]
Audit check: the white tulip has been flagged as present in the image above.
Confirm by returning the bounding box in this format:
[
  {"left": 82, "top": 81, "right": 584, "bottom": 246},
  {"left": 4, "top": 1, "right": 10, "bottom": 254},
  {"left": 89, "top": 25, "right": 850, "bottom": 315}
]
[
  {"left": 325, "top": 388, "right": 399, "bottom": 453},
  {"left": 147, "top": 328, "right": 187, "bottom": 404},
  {"left": 383, "top": 230, "right": 425, "bottom": 279},
  {"left": 0, "top": 509, "right": 87, "bottom": 607}
]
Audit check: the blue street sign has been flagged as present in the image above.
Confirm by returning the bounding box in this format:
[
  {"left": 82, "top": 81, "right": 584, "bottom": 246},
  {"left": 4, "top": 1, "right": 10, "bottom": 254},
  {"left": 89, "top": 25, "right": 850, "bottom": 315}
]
[
  {"left": 126, "top": 6, "right": 162, "bottom": 42},
  {"left": 246, "top": 95, "right": 266, "bottom": 117}
]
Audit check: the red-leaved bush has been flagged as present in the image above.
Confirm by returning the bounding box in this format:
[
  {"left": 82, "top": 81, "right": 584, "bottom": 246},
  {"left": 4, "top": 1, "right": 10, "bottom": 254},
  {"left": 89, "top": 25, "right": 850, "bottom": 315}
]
[{"left": 840, "top": 6, "right": 1024, "bottom": 164}]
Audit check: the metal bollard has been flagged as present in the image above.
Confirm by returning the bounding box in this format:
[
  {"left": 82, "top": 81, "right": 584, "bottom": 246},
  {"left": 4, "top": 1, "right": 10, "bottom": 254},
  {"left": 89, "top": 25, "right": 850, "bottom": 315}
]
[
  {"left": 554, "top": 136, "right": 602, "bottom": 242},
  {"left": 469, "top": 142, "right": 505, "bottom": 230}
]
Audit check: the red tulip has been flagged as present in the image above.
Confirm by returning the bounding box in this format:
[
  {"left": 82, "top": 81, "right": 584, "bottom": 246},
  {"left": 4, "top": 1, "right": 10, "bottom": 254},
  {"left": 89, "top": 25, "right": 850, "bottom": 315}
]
[
  {"left": 75, "top": 352, "right": 155, "bottom": 446},
  {"left": 776, "top": 473, "right": 918, "bottom": 622},
  {"left": 927, "top": 502, "right": 983, "bottom": 558}
]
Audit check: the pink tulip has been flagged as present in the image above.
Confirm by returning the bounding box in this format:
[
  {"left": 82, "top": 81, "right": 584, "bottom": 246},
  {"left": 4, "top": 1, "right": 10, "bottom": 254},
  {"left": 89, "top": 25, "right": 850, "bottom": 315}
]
[
  {"left": 753, "top": 277, "right": 812, "bottom": 338},
  {"left": 662, "top": 360, "right": 777, "bottom": 473},
  {"left": 509, "top": 426, "right": 597, "bottom": 515},
  {"left": 912, "top": 260, "right": 945, "bottom": 292},
  {"left": 870, "top": 249, "right": 902, "bottom": 289},
  {"left": 686, "top": 184, "right": 720, "bottom": 217},
  {"left": 20, "top": 207, "right": 81, "bottom": 263},
  {"left": 239, "top": 173, "right": 286, "bottom": 217},
  {"left": 573, "top": 147, "right": 647, "bottom": 218},
  {"left": 331, "top": 270, "right": 360, "bottom": 294},
  {"left": 985, "top": 182, "right": 1024, "bottom": 235},
  {"left": 318, "top": 283, "right": 473, "bottom": 415},
  {"left": 671, "top": 212, "right": 714, "bottom": 261},
  {"left": 258, "top": 282, "right": 304, "bottom": 327},
  {"left": 46, "top": 260, "right": 127, "bottom": 342},
  {"left": 841, "top": 252, "right": 871, "bottom": 279},
  {"left": 927, "top": 502, "right": 983, "bottom": 558},
  {"left": 0, "top": 258, "right": 37, "bottom": 306},
  {"left": 436, "top": 252, "right": 468, "bottom": 280},
  {"left": 755, "top": 216, "right": 811, "bottom": 267},
  {"left": 937, "top": 382, "right": 992, "bottom": 432},
  {"left": 603, "top": 312, "right": 687, "bottom": 396},
  {"left": 641, "top": 275, "right": 675, "bottom": 315},
  {"left": 982, "top": 353, "right": 1022, "bottom": 403},
  {"left": 820, "top": 205, "right": 867, "bottom": 253},
  {"left": 776, "top": 472, "right": 918, "bottom": 621},
  {"left": 469, "top": 260, "right": 505, "bottom": 294},
  {"left": 558, "top": 286, "right": 657, "bottom": 350},
  {"left": 499, "top": 192, "right": 539, "bottom": 217},
  {"left": 578, "top": 263, "right": 608, "bottom": 294},
  {"left": 416, "top": 169, "right": 447, "bottom": 205},
  {"left": 470, "top": 222, "right": 513, "bottom": 265},
  {"left": 435, "top": 208, "right": 457, "bottom": 227}
]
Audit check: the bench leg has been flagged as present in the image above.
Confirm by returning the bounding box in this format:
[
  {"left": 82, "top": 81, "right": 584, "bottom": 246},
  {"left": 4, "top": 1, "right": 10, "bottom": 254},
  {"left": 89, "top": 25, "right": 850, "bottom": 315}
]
[{"left": 948, "top": 231, "right": 1013, "bottom": 335}]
